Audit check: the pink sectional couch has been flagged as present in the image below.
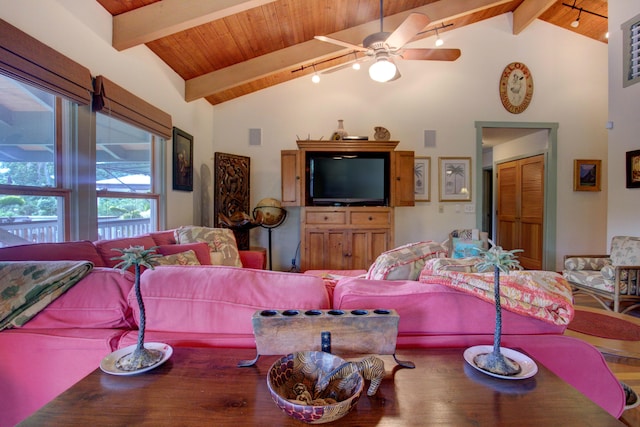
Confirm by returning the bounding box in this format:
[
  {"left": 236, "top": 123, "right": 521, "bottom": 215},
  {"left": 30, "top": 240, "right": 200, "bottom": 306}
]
[{"left": 0, "top": 234, "right": 626, "bottom": 425}]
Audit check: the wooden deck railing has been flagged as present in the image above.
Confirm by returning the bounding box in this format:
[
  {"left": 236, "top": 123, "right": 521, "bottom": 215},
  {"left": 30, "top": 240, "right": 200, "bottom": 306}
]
[{"left": 0, "top": 217, "right": 152, "bottom": 247}]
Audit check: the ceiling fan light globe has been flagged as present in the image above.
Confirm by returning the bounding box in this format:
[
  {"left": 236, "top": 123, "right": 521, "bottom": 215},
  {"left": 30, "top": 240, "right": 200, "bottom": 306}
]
[
  {"left": 435, "top": 37, "right": 444, "bottom": 47},
  {"left": 369, "top": 59, "right": 396, "bottom": 82},
  {"left": 352, "top": 62, "right": 361, "bottom": 70},
  {"left": 570, "top": 19, "right": 579, "bottom": 28}
]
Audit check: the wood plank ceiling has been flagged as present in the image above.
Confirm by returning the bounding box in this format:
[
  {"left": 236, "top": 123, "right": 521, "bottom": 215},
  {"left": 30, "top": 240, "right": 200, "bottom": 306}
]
[{"left": 96, "top": 0, "right": 608, "bottom": 106}]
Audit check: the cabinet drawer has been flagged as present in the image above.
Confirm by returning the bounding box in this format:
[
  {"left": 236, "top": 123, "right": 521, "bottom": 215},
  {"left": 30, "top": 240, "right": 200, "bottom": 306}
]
[
  {"left": 305, "top": 211, "right": 347, "bottom": 225},
  {"left": 350, "top": 211, "right": 391, "bottom": 226}
]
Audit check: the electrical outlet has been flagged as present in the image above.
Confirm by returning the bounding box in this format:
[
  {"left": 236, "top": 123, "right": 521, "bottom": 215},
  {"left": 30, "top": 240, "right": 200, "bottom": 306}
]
[
  {"left": 438, "top": 205, "right": 444, "bottom": 213},
  {"left": 464, "top": 204, "right": 475, "bottom": 213}
]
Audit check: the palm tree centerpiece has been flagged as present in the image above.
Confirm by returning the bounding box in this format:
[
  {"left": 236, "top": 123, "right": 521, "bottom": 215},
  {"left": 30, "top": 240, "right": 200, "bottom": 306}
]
[
  {"left": 473, "top": 246, "right": 523, "bottom": 376},
  {"left": 112, "top": 245, "right": 163, "bottom": 371}
]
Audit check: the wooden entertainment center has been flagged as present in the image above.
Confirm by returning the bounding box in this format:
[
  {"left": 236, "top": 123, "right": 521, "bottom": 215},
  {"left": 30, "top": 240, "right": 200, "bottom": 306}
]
[{"left": 281, "top": 140, "right": 414, "bottom": 271}]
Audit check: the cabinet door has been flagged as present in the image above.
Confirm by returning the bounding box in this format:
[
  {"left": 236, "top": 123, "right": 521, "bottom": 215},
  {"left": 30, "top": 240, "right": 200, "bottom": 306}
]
[
  {"left": 351, "top": 229, "right": 390, "bottom": 270},
  {"left": 281, "top": 150, "right": 301, "bottom": 206},
  {"left": 391, "top": 150, "right": 415, "bottom": 207},
  {"left": 303, "top": 229, "right": 349, "bottom": 271}
]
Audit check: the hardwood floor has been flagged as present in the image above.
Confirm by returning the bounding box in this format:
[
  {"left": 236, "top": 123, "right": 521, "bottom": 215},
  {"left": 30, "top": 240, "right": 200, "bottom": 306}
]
[{"left": 569, "top": 294, "right": 640, "bottom": 426}]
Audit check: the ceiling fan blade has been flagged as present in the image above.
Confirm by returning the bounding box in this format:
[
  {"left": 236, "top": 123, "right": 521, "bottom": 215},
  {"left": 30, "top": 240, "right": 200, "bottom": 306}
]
[
  {"left": 314, "top": 35, "right": 367, "bottom": 52},
  {"left": 401, "top": 48, "right": 461, "bottom": 61},
  {"left": 384, "top": 13, "right": 430, "bottom": 49}
]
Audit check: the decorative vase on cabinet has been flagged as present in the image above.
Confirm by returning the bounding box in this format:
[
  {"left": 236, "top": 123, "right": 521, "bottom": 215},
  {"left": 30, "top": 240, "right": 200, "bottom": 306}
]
[{"left": 332, "top": 120, "right": 348, "bottom": 140}]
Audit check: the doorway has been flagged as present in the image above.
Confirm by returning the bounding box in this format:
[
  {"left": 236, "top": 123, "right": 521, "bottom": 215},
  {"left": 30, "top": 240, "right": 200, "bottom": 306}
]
[{"left": 474, "top": 121, "right": 558, "bottom": 271}]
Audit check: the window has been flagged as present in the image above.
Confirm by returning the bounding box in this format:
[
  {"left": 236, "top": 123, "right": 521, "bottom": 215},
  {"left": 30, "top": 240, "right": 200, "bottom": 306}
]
[
  {"left": 622, "top": 14, "right": 640, "bottom": 88},
  {"left": 96, "top": 113, "right": 161, "bottom": 239},
  {"left": 0, "top": 20, "right": 171, "bottom": 246},
  {"left": 0, "top": 75, "right": 71, "bottom": 245},
  {"left": 0, "top": 75, "right": 166, "bottom": 245}
]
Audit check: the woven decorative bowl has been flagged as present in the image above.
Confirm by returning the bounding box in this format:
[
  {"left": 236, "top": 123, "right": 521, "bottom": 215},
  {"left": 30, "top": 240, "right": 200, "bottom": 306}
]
[{"left": 267, "top": 351, "right": 364, "bottom": 424}]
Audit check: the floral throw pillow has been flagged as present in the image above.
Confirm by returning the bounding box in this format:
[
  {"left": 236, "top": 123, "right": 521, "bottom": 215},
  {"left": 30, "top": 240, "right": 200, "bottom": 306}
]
[
  {"left": 174, "top": 226, "right": 242, "bottom": 267},
  {"left": 422, "top": 257, "right": 482, "bottom": 274},
  {"left": 366, "top": 241, "right": 448, "bottom": 280},
  {"left": 154, "top": 250, "right": 201, "bottom": 266}
]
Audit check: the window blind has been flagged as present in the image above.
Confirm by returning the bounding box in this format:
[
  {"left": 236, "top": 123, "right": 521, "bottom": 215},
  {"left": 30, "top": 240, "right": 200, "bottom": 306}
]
[
  {"left": 631, "top": 22, "right": 640, "bottom": 81},
  {"left": 0, "top": 19, "right": 93, "bottom": 104},
  {"left": 93, "top": 75, "right": 172, "bottom": 139}
]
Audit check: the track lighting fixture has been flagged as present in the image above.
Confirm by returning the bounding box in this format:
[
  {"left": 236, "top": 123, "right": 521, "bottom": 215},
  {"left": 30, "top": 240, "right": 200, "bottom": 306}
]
[
  {"left": 351, "top": 52, "right": 361, "bottom": 70},
  {"left": 311, "top": 65, "right": 320, "bottom": 83},
  {"left": 562, "top": 1, "right": 608, "bottom": 31},
  {"left": 571, "top": 9, "right": 582, "bottom": 28},
  {"left": 435, "top": 28, "right": 444, "bottom": 47}
]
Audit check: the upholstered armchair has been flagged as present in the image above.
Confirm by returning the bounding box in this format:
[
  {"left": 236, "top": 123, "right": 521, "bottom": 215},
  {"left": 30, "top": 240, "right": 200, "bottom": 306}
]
[{"left": 563, "top": 236, "right": 640, "bottom": 313}]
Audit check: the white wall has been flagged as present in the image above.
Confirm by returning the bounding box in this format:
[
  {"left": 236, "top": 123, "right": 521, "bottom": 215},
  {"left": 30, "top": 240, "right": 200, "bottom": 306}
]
[
  {"left": 212, "top": 15, "right": 609, "bottom": 270},
  {"left": 1, "top": 3, "right": 612, "bottom": 270},
  {"left": 0, "top": 0, "right": 214, "bottom": 230},
  {"left": 608, "top": 3, "right": 640, "bottom": 242}
]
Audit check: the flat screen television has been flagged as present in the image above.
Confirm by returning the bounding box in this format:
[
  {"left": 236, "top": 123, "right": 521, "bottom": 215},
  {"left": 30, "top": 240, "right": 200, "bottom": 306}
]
[{"left": 307, "top": 152, "right": 390, "bottom": 206}]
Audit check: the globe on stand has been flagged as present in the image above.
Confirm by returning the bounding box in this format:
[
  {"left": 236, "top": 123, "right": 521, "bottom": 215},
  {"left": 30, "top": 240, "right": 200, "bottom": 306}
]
[{"left": 253, "top": 198, "right": 287, "bottom": 270}]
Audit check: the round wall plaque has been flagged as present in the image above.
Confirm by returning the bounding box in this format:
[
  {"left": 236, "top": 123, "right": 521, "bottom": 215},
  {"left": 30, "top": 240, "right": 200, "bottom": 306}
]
[{"left": 499, "top": 62, "right": 534, "bottom": 114}]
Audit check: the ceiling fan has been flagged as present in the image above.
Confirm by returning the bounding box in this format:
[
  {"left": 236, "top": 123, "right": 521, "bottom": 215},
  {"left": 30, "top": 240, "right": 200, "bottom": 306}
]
[{"left": 314, "top": 2, "right": 461, "bottom": 82}]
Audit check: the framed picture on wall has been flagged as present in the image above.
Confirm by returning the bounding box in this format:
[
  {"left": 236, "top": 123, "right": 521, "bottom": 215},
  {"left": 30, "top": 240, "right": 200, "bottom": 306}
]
[
  {"left": 438, "top": 157, "right": 471, "bottom": 202},
  {"left": 172, "top": 127, "right": 193, "bottom": 192},
  {"left": 414, "top": 156, "right": 431, "bottom": 202},
  {"left": 573, "top": 159, "right": 601, "bottom": 191},
  {"left": 627, "top": 149, "right": 640, "bottom": 188}
]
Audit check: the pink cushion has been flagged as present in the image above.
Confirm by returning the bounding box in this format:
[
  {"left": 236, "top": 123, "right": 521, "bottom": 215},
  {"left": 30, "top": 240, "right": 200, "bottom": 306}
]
[
  {"left": 333, "top": 277, "right": 564, "bottom": 335},
  {"left": 150, "top": 230, "right": 176, "bottom": 246},
  {"left": 0, "top": 241, "right": 105, "bottom": 267},
  {"left": 131, "top": 266, "right": 330, "bottom": 334},
  {"left": 93, "top": 235, "right": 157, "bottom": 268},
  {"left": 155, "top": 243, "right": 212, "bottom": 265},
  {"left": 239, "top": 250, "right": 266, "bottom": 269},
  {"left": 21, "top": 267, "right": 136, "bottom": 329},
  {"left": 0, "top": 328, "right": 125, "bottom": 426}
]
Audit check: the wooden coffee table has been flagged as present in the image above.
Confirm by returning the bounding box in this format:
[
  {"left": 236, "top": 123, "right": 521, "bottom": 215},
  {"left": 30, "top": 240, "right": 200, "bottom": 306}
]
[{"left": 20, "top": 347, "right": 623, "bottom": 426}]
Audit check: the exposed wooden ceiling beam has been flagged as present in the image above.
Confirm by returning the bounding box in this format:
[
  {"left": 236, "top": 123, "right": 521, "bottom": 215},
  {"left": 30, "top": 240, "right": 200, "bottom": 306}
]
[
  {"left": 512, "top": 0, "right": 557, "bottom": 35},
  {"left": 185, "top": 0, "right": 511, "bottom": 102},
  {"left": 112, "top": 0, "right": 278, "bottom": 51}
]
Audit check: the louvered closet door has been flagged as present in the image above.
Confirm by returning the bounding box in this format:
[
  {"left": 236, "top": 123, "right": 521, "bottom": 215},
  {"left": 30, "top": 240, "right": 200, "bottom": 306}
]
[{"left": 496, "top": 154, "right": 544, "bottom": 270}]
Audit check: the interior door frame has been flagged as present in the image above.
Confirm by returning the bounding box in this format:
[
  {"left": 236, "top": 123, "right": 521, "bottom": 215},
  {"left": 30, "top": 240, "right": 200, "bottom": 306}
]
[{"left": 474, "top": 121, "right": 558, "bottom": 271}]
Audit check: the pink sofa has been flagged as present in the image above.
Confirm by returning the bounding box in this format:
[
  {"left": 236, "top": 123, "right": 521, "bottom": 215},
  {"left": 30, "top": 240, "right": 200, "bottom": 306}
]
[{"left": 0, "top": 235, "right": 626, "bottom": 425}]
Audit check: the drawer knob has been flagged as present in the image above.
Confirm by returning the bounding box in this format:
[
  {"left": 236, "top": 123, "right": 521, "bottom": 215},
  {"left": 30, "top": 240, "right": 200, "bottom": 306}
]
[
  {"left": 324, "top": 216, "right": 328, "bottom": 220},
  {"left": 368, "top": 216, "right": 373, "bottom": 221}
]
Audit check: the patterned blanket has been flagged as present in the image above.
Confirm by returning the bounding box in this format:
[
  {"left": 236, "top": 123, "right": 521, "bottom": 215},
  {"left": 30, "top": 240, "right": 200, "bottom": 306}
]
[
  {"left": 419, "top": 267, "right": 574, "bottom": 326},
  {"left": 0, "top": 261, "right": 93, "bottom": 330}
]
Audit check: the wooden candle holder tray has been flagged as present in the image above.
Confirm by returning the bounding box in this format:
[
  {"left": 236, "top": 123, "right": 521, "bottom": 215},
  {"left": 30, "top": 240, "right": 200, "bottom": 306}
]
[{"left": 237, "top": 308, "right": 414, "bottom": 368}]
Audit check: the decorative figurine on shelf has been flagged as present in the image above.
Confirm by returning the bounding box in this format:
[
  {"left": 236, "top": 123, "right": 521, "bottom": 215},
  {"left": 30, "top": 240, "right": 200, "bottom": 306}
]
[
  {"left": 471, "top": 246, "right": 524, "bottom": 376},
  {"left": 111, "top": 246, "right": 164, "bottom": 371},
  {"left": 374, "top": 126, "right": 390, "bottom": 141}
]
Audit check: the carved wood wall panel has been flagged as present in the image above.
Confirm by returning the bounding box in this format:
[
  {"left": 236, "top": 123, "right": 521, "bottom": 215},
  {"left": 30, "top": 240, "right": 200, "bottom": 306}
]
[{"left": 214, "top": 152, "right": 250, "bottom": 249}]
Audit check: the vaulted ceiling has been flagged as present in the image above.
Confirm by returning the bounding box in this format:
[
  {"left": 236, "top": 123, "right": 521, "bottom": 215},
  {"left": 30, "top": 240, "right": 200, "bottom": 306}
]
[{"left": 96, "top": 0, "right": 608, "bottom": 106}]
